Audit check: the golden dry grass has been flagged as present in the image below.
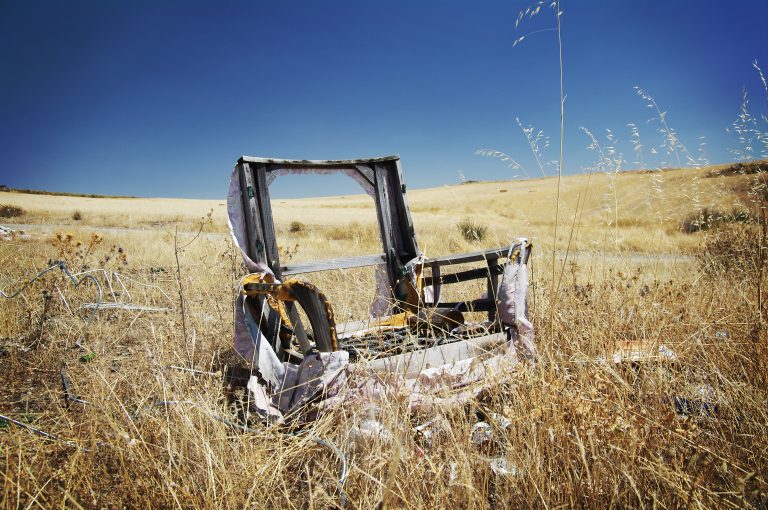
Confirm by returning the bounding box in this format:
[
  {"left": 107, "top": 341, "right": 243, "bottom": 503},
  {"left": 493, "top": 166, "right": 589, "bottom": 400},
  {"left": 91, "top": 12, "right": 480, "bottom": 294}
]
[
  {"left": 1, "top": 162, "right": 767, "bottom": 509},
  {"left": 0, "top": 192, "right": 228, "bottom": 232},
  {"left": 1, "top": 162, "right": 751, "bottom": 254}
]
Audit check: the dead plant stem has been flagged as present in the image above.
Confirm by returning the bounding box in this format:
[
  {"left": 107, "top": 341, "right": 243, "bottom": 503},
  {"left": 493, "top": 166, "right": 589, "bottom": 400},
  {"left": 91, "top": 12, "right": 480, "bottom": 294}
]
[{"left": 550, "top": 0, "right": 565, "bottom": 341}]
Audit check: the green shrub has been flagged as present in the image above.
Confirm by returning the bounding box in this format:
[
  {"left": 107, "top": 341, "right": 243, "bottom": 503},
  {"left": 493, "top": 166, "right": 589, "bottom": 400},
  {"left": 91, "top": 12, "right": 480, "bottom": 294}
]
[
  {"left": 681, "top": 207, "right": 756, "bottom": 233},
  {"left": 289, "top": 221, "right": 305, "bottom": 233},
  {"left": 457, "top": 217, "right": 488, "bottom": 242},
  {"left": 0, "top": 204, "right": 24, "bottom": 218}
]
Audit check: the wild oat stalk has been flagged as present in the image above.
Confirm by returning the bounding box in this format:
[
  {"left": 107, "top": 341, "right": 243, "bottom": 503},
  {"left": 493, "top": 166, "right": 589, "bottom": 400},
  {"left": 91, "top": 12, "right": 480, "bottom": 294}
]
[
  {"left": 627, "top": 123, "right": 645, "bottom": 169},
  {"left": 474, "top": 149, "right": 526, "bottom": 178},
  {"left": 174, "top": 210, "right": 213, "bottom": 363},
  {"left": 512, "top": 0, "right": 567, "bottom": 339},
  {"left": 476, "top": 117, "right": 555, "bottom": 181},
  {"left": 635, "top": 86, "right": 698, "bottom": 167}
]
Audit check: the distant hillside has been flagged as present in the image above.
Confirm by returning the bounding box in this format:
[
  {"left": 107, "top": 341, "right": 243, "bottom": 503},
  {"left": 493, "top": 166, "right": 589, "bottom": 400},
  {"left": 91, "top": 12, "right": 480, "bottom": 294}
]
[{"left": 1, "top": 186, "right": 136, "bottom": 199}]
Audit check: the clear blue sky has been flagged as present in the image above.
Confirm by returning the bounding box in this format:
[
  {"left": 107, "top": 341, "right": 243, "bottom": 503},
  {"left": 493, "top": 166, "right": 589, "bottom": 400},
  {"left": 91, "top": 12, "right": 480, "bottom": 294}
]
[{"left": 1, "top": 1, "right": 766, "bottom": 198}]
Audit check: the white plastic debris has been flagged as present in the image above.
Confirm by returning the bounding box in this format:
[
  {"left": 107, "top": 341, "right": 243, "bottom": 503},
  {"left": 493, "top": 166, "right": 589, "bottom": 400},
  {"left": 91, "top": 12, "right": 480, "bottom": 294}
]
[
  {"left": 413, "top": 416, "right": 452, "bottom": 447},
  {"left": 349, "top": 418, "right": 393, "bottom": 452},
  {"left": 470, "top": 421, "right": 493, "bottom": 446},
  {"left": 488, "top": 412, "right": 512, "bottom": 430},
  {"left": 488, "top": 457, "right": 519, "bottom": 477},
  {"left": 0, "top": 225, "right": 31, "bottom": 241},
  {"left": 611, "top": 341, "right": 677, "bottom": 364}
]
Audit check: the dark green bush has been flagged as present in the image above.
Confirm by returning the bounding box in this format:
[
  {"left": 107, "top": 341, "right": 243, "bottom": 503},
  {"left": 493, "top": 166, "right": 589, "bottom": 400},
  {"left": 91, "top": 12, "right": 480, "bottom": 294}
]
[
  {"left": 0, "top": 204, "right": 24, "bottom": 218},
  {"left": 289, "top": 221, "right": 305, "bottom": 233},
  {"left": 457, "top": 217, "right": 488, "bottom": 242},
  {"left": 681, "top": 207, "right": 756, "bottom": 233}
]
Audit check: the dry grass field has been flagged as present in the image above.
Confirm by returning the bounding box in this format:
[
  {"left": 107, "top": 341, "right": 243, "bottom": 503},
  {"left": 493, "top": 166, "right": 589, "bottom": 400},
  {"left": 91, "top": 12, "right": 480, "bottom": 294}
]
[{"left": 1, "top": 160, "right": 767, "bottom": 508}]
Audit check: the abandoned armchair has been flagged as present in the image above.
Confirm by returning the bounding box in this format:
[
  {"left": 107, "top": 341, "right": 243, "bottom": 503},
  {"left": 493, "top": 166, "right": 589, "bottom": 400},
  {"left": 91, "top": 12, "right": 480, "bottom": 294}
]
[{"left": 226, "top": 155, "right": 536, "bottom": 423}]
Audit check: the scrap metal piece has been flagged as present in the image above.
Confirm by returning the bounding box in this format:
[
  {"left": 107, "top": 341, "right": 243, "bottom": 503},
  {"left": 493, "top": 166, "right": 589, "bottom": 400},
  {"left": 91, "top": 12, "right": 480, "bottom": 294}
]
[{"left": 242, "top": 273, "right": 339, "bottom": 354}]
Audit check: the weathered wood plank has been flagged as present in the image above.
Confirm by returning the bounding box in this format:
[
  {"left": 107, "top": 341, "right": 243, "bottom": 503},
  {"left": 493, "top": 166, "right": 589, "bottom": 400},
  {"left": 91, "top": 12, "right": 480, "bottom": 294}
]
[
  {"left": 239, "top": 155, "right": 400, "bottom": 166},
  {"left": 392, "top": 159, "right": 419, "bottom": 257},
  {"left": 354, "top": 165, "right": 375, "bottom": 187},
  {"left": 365, "top": 332, "right": 507, "bottom": 377},
  {"left": 238, "top": 162, "right": 265, "bottom": 263},
  {"left": 379, "top": 160, "right": 416, "bottom": 261},
  {"left": 486, "top": 255, "right": 500, "bottom": 322},
  {"left": 281, "top": 253, "right": 386, "bottom": 275},
  {"left": 429, "top": 264, "right": 441, "bottom": 303},
  {"left": 423, "top": 263, "right": 504, "bottom": 286},
  {"left": 426, "top": 247, "right": 510, "bottom": 266},
  {"left": 433, "top": 299, "right": 496, "bottom": 312},
  {"left": 373, "top": 163, "right": 397, "bottom": 286},
  {"left": 253, "top": 164, "right": 281, "bottom": 277}
]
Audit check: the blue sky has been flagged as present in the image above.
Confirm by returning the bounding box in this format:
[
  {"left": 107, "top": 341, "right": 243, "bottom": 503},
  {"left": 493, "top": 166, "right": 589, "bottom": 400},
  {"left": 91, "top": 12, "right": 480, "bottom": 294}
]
[{"left": 1, "top": 1, "right": 766, "bottom": 198}]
